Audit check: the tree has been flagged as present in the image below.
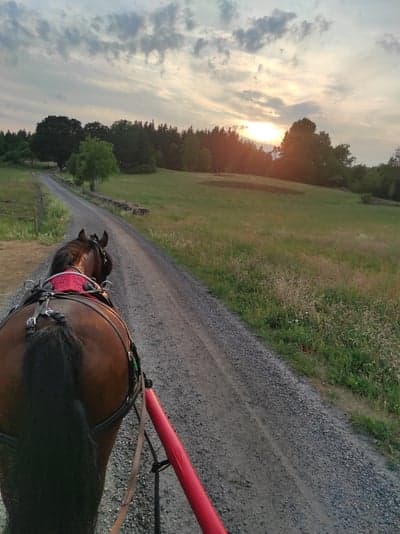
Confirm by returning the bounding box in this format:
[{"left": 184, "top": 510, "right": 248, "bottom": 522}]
[
  {"left": 182, "top": 132, "right": 200, "bottom": 171},
  {"left": 333, "top": 143, "right": 355, "bottom": 167},
  {"left": 0, "top": 132, "right": 5, "bottom": 155},
  {"left": 376, "top": 150, "right": 400, "bottom": 200},
  {"left": 198, "top": 147, "right": 212, "bottom": 171},
  {"left": 2, "top": 140, "right": 32, "bottom": 164},
  {"left": 347, "top": 164, "right": 367, "bottom": 192},
  {"left": 68, "top": 137, "right": 118, "bottom": 191},
  {"left": 166, "top": 142, "right": 182, "bottom": 170},
  {"left": 66, "top": 152, "right": 81, "bottom": 184},
  {"left": 274, "top": 118, "right": 355, "bottom": 186},
  {"left": 83, "top": 121, "right": 110, "bottom": 141},
  {"left": 277, "top": 118, "right": 319, "bottom": 182},
  {"left": 154, "top": 124, "right": 182, "bottom": 169},
  {"left": 0, "top": 130, "right": 33, "bottom": 165},
  {"left": 31, "top": 116, "right": 83, "bottom": 170},
  {"left": 109, "top": 120, "right": 155, "bottom": 173}
]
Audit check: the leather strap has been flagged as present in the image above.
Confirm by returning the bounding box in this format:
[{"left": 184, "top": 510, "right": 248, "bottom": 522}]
[{"left": 110, "top": 373, "right": 147, "bottom": 533}]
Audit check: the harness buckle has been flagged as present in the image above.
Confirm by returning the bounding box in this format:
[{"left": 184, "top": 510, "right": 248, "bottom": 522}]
[
  {"left": 26, "top": 316, "right": 37, "bottom": 330},
  {"left": 102, "top": 280, "right": 113, "bottom": 290},
  {"left": 24, "top": 279, "right": 36, "bottom": 290}
]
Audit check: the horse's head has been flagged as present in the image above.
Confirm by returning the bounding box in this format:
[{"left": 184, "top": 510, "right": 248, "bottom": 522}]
[
  {"left": 80, "top": 229, "right": 113, "bottom": 283},
  {"left": 50, "top": 229, "right": 113, "bottom": 283}
]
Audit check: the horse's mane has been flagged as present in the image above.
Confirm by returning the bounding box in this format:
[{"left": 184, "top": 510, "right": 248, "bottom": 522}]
[{"left": 50, "top": 239, "right": 91, "bottom": 275}]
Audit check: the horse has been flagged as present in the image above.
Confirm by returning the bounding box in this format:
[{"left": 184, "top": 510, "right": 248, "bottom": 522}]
[{"left": 0, "top": 229, "right": 141, "bottom": 534}]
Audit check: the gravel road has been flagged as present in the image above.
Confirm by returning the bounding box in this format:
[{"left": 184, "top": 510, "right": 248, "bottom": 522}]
[{"left": 1, "top": 174, "right": 399, "bottom": 533}]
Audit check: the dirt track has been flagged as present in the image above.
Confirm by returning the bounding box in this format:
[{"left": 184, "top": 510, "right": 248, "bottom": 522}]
[{"left": 1, "top": 174, "right": 400, "bottom": 533}]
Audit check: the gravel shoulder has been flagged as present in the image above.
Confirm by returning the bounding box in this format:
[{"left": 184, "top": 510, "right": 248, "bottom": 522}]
[{"left": 1, "top": 174, "right": 399, "bottom": 534}]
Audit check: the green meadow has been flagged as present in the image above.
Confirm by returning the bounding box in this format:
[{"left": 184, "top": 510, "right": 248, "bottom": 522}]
[
  {"left": 100, "top": 169, "right": 400, "bottom": 459},
  {"left": 0, "top": 167, "right": 68, "bottom": 243}
]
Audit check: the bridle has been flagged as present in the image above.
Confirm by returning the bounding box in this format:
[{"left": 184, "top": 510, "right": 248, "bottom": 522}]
[{"left": 88, "top": 234, "right": 110, "bottom": 283}]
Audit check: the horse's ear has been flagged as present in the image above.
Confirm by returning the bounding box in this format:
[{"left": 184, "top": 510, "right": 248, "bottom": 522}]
[
  {"left": 99, "top": 231, "right": 108, "bottom": 248},
  {"left": 78, "top": 229, "right": 88, "bottom": 242}
]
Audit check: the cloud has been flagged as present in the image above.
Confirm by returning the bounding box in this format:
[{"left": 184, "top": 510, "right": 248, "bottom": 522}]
[
  {"left": 0, "top": 1, "right": 190, "bottom": 65},
  {"left": 285, "top": 101, "right": 321, "bottom": 121},
  {"left": 191, "top": 32, "right": 230, "bottom": 65},
  {"left": 377, "top": 33, "right": 400, "bottom": 54},
  {"left": 0, "top": 0, "right": 25, "bottom": 20},
  {"left": 193, "top": 37, "right": 208, "bottom": 56},
  {"left": 141, "top": 2, "right": 185, "bottom": 61},
  {"left": 215, "top": 37, "right": 230, "bottom": 62},
  {"left": 36, "top": 18, "right": 51, "bottom": 41},
  {"left": 150, "top": 2, "right": 179, "bottom": 29},
  {"left": 52, "top": 92, "right": 67, "bottom": 101},
  {"left": 140, "top": 31, "right": 184, "bottom": 61},
  {"left": 0, "top": 2, "right": 330, "bottom": 72},
  {"left": 233, "top": 10, "right": 331, "bottom": 52},
  {"left": 218, "top": 0, "right": 238, "bottom": 25},
  {"left": 239, "top": 90, "right": 285, "bottom": 108},
  {"left": 0, "top": 1, "right": 34, "bottom": 53},
  {"left": 107, "top": 12, "right": 144, "bottom": 40},
  {"left": 233, "top": 9, "right": 297, "bottom": 52},
  {"left": 325, "top": 82, "right": 352, "bottom": 101},
  {"left": 183, "top": 6, "right": 196, "bottom": 30},
  {"left": 293, "top": 15, "right": 332, "bottom": 40},
  {"left": 237, "top": 89, "right": 321, "bottom": 123}
]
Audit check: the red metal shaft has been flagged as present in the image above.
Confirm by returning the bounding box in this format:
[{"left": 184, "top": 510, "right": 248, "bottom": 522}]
[{"left": 145, "top": 388, "right": 228, "bottom": 534}]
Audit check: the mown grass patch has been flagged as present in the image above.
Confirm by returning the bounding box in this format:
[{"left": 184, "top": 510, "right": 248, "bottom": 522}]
[{"left": 93, "top": 168, "right": 400, "bottom": 459}]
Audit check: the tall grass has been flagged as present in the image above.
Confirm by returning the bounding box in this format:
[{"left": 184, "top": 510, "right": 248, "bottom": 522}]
[
  {"left": 38, "top": 194, "right": 69, "bottom": 244},
  {"left": 97, "top": 169, "right": 400, "bottom": 460},
  {"left": 0, "top": 167, "right": 68, "bottom": 243}
]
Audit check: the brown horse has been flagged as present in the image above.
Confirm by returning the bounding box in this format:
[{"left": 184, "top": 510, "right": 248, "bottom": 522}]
[{"left": 0, "top": 229, "right": 141, "bottom": 534}]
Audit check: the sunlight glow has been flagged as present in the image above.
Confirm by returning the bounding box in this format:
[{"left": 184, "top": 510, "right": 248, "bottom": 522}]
[{"left": 244, "top": 121, "right": 284, "bottom": 145}]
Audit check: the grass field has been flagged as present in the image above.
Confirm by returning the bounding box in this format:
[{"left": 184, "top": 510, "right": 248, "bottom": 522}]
[
  {"left": 0, "top": 166, "right": 69, "bottom": 302},
  {"left": 0, "top": 166, "right": 68, "bottom": 242},
  {"left": 92, "top": 169, "right": 400, "bottom": 460}
]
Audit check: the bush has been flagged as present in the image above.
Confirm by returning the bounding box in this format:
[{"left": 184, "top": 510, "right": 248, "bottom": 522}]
[
  {"left": 130, "top": 163, "right": 156, "bottom": 174},
  {"left": 361, "top": 193, "right": 373, "bottom": 204}
]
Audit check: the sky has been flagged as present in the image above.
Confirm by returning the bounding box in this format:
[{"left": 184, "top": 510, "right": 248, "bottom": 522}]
[{"left": 0, "top": 0, "right": 399, "bottom": 166}]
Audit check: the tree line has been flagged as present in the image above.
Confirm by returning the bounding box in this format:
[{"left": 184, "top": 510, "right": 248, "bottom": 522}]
[{"left": 1, "top": 115, "right": 399, "bottom": 201}]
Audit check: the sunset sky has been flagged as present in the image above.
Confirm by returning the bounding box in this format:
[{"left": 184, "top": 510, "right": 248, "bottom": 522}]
[{"left": 1, "top": 0, "right": 399, "bottom": 165}]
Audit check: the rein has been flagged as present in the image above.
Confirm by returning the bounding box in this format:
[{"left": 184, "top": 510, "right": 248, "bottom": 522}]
[{"left": 110, "top": 372, "right": 147, "bottom": 534}]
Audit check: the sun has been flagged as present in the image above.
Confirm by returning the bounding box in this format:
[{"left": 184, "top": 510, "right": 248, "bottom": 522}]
[{"left": 243, "top": 121, "right": 284, "bottom": 145}]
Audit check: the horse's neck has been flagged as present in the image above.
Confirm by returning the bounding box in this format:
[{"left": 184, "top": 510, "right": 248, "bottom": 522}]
[{"left": 67, "top": 265, "right": 84, "bottom": 275}]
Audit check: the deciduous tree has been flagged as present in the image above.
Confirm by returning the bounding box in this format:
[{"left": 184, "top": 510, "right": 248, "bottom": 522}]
[
  {"left": 31, "top": 116, "right": 83, "bottom": 170},
  {"left": 275, "top": 118, "right": 354, "bottom": 186},
  {"left": 83, "top": 121, "right": 110, "bottom": 142},
  {"left": 68, "top": 137, "right": 118, "bottom": 191}
]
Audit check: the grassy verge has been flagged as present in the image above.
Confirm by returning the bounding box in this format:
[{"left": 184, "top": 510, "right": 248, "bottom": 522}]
[
  {"left": 67, "top": 169, "right": 400, "bottom": 463},
  {"left": 0, "top": 166, "right": 68, "bottom": 243}
]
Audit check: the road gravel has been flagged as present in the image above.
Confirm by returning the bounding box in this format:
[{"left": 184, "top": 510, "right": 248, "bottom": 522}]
[{"left": 1, "top": 173, "right": 399, "bottom": 533}]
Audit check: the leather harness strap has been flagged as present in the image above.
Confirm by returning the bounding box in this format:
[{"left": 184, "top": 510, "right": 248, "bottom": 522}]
[
  {"left": 32, "top": 292, "right": 142, "bottom": 430},
  {"left": 110, "top": 372, "right": 147, "bottom": 534}
]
